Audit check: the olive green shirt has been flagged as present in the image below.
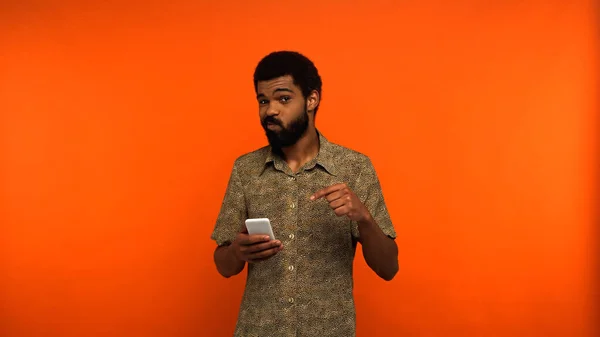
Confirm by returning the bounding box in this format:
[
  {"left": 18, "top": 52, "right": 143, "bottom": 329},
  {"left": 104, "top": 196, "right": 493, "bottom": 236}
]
[{"left": 211, "top": 131, "right": 396, "bottom": 337}]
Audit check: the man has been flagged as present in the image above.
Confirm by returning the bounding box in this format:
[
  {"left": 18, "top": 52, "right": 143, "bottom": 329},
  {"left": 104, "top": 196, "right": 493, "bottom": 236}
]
[{"left": 211, "top": 51, "right": 398, "bottom": 337}]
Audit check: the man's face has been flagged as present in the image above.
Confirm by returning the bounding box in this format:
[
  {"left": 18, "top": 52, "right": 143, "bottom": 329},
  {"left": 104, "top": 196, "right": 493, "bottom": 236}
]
[{"left": 256, "top": 75, "right": 309, "bottom": 149}]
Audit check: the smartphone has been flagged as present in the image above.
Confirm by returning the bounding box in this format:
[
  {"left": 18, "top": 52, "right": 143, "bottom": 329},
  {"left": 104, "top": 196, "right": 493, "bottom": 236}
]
[{"left": 245, "top": 218, "right": 276, "bottom": 240}]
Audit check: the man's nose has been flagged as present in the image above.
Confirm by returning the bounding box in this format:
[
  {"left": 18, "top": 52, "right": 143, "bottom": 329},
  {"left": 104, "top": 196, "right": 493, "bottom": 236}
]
[{"left": 266, "top": 103, "right": 279, "bottom": 116}]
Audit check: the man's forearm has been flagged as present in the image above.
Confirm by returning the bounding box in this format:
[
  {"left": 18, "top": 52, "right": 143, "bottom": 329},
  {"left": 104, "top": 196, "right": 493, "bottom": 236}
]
[
  {"left": 357, "top": 214, "right": 399, "bottom": 281},
  {"left": 214, "top": 244, "right": 245, "bottom": 278}
]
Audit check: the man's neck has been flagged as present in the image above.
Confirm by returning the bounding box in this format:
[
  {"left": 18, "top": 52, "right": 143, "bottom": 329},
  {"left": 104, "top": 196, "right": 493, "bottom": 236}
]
[{"left": 280, "top": 127, "right": 319, "bottom": 173}]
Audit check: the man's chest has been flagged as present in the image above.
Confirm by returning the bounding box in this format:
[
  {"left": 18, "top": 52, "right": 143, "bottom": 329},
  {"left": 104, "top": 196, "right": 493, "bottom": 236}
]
[{"left": 242, "top": 169, "right": 357, "bottom": 249}]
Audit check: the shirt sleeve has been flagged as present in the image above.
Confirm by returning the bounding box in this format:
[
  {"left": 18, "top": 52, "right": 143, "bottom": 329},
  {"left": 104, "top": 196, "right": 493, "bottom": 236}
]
[
  {"left": 210, "top": 161, "right": 247, "bottom": 246},
  {"left": 352, "top": 157, "right": 397, "bottom": 240}
]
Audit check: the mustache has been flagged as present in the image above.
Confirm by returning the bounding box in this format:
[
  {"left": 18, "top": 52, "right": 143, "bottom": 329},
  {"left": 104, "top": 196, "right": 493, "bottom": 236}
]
[{"left": 262, "top": 116, "right": 283, "bottom": 127}]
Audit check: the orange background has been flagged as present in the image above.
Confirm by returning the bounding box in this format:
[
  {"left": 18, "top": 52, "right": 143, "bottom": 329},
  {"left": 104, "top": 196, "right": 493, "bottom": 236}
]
[{"left": 1, "top": 1, "right": 598, "bottom": 336}]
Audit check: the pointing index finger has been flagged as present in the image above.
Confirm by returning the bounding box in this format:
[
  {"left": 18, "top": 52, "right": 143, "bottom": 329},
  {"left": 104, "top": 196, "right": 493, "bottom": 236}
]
[{"left": 310, "top": 183, "right": 346, "bottom": 200}]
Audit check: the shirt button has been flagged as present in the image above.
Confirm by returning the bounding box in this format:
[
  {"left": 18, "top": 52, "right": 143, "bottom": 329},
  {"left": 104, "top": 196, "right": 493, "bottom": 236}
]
[
  {"left": 290, "top": 203, "right": 295, "bottom": 209},
  {"left": 288, "top": 297, "right": 294, "bottom": 304},
  {"left": 289, "top": 233, "right": 295, "bottom": 240},
  {"left": 288, "top": 265, "right": 294, "bottom": 271}
]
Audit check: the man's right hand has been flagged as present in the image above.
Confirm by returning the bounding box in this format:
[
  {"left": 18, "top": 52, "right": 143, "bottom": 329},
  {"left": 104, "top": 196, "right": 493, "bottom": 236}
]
[{"left": 231, "top": 229, "right": 283, "bottom": 263}]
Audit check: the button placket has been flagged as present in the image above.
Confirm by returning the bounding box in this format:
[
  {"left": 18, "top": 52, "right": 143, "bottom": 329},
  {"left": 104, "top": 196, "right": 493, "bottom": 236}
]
[{"left": 287, "top": 173, "right": 299, "bottom": 311}]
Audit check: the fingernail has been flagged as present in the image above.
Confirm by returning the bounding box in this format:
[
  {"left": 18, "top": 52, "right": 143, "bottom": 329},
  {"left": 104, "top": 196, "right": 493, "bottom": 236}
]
[{"left": 310, "top": 195, "right": 315, "bottom": 200}]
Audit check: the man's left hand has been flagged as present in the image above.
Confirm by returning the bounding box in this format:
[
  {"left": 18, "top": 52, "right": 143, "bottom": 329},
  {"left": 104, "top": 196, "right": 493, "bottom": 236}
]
[{"left": 310, "top": 183, "right": 370, "bottom": 223}]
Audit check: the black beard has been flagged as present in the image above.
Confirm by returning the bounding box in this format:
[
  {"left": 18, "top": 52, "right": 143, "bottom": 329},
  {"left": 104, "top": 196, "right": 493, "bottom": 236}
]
[{"left": 262, "top": 108, "right": 309, "bottom": 152}]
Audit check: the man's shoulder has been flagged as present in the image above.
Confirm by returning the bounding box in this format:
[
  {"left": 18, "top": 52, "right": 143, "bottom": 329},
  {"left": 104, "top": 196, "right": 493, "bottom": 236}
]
[
  {"left": 230, "top": 145, "right": 270, "bottom": 177},
  {"left": 326, "top": 139, "right": 372, "bottom": 167},
  {"left": 234, "top": 145, "right": 270, "bottom": 165}
]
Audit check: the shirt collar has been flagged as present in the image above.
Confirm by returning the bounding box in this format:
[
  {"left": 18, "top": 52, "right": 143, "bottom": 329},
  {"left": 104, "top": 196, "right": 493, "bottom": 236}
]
[{"left": 262, "top": 129, "right": 337, "bottom": 176}]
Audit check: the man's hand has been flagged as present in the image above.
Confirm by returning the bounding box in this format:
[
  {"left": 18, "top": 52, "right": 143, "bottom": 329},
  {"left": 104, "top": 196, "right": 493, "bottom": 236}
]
[
  {"left": 231, "top": 229, "right": 283, "bottom": 263},
  {"left": 311, "top": 182, "right": 399, "bottom": 281},
  {"left": 310, "top": 183, "right": 370, "bottom": 223}
]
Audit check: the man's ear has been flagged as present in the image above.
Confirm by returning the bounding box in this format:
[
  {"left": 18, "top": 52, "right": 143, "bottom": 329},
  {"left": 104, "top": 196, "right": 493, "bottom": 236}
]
[{"left": 306, "top": 90, "right": 320, "bottom": 113}]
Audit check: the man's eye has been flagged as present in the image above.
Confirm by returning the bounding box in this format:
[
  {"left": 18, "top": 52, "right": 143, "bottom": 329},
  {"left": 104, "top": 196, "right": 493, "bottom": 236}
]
[
  {"left": 279, "top": 96, "right": 291, "bottom": 103},
  {"left": 259, "top": 99, "right": 268, "bottom": 105}
]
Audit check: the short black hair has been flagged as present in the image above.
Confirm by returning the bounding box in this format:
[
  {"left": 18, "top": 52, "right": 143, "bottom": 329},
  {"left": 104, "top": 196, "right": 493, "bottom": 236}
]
[{"left": 253, "top": 51, "right": 323, "bottom": 115}]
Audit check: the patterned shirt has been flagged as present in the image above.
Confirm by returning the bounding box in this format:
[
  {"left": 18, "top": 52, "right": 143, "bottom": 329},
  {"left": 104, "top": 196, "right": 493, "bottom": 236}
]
[{"left": 211, "top": 130, "right": 397, "bottom": 337}]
